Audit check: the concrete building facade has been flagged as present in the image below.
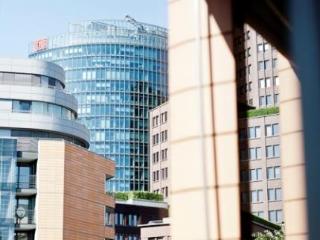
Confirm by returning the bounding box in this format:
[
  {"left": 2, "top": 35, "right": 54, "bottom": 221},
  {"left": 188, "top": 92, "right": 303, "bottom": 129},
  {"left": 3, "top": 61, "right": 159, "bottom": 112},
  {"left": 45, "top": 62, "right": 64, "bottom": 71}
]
[
  {"left": 236, "top": 25, "right": 283, "bottom": 224},
  {"left": 168, "top": 0, "right": 314, "bottom": 239},
  {"left": 0, "top": 59, "right": 115, "bottom": 240},
  {"left": 149, "top": 102, "right": 169, "bottom": 201}
]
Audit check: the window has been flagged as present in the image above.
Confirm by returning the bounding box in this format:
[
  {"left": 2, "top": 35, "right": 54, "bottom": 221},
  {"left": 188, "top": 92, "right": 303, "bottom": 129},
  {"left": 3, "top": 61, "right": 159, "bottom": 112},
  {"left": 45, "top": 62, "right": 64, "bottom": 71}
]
[
  {"left": 267, "top": 166, "right": 281, "bottom": 179},
  {"left": 266, "top": 124, "right": 279, "bottom": 137},
  {"left": 160, "top": 130, "right": 168, "bottom": 142},
  {"left": 105, "top": 207, "right": 114, "bottom": 227},
  {"left": 266, "top": 78, "right": 271, "bottom": 87},
  {"left": 264, "top": 43, "right": 270, "bottom": 51},
  {"left": 274, "top": 94, "right": 279, "bottom": 104},
  {"left": 12, "top": 100, "right": 32, "bottom": 112},
  {"left": 115, "top": 213, "right": 140, "bottom": 227},
  {"left": 160, "top": 112, "right": 167, "bottom": 124},
  {"left": 268, "top": 210, "right": 282, "bottom": 223},
  {"left": 259, "top": 96, "right": 266, "bottom": 106},
  {"left": 153, "top": 152, "right": 159, "bottom": 163},
  {"left": 273, "top": 58, "right": 278, "bottom": 68},
  {"left": 48, "top": 78, "right": 56, "bottom": 88},
  {"left": 249, "top": 168, "right": 262, "bottom": 181},
  {"left": 248, "top": 147, "right": 261, "bottom": 160},
  {"left": 266, "top": 145, "right": 280, "bottom": 158},
  {"left": 152, "top": 134, "right": 159, "bottom": 145},
  {"left": 274, "top": 76, "right": 280, "bottom": 86},
  {"left": 248, "top": 126, "right": 261, "bottom": 139},
  {"left": 265, "top": 60, "right": 271, "bottom": 69},
  {"left": 248, "top": 81, "right": 252, "bottom": 91},
  {"left": 161, "top": 168, "right": 168, "bottom": 180},
  {"left": 153, "top": 171, "right": 160, "bottom": 181},
  {"left": 161, "top": 148, "right": 168, "bottom": 160},
  {"left": 251, "top": 189, "right": 263, "bottom": 203},
  {"left": 268, "top": 188, "right": 282, "bottom": 201},
  {"left": 259, "top": 79, "right": 265, "bottom": 88},
  {"left": 152, "top": 116, "right": 159, "bottom": 127},
  {"left": 82, "top": 70, "right": 96, "bottom": 80},
  {"left": 266, "top": 95, "right": 272, "bottom": 105},
  {"left": 258, "top": 61, "right": 264, "bottom": 70},
  {"left": 253, "top": 211, "right": 264, "bottom": 218},
  {"left": 257, "top": 44, "right": 264, "bottom": 52}
]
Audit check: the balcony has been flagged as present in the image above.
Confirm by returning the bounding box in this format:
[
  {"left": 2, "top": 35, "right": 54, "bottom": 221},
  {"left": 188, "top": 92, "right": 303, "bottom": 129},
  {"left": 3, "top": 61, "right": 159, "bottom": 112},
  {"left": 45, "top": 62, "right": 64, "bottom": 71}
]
[
  {"left": 15, "top": 209, "right": 36, "bottom": 231},
  {"left": 16, "top": 175, "right": 37, "bottom": 196}
]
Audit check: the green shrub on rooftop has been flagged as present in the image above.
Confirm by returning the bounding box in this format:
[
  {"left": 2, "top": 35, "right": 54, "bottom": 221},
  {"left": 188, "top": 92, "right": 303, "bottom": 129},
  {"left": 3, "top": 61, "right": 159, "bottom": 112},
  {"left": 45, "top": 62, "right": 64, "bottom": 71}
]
[
  {"left": 132, "top": 191, "right": 164, "bottom": 201},
  {"left": 114, "top": 191, "right": 163, "bottom": 201},
  {"left": 114, "top": 192, "right": 129, "bottom": 201},
  {"left": 246, "top": 107, "right": 279, "bottom": 118}
]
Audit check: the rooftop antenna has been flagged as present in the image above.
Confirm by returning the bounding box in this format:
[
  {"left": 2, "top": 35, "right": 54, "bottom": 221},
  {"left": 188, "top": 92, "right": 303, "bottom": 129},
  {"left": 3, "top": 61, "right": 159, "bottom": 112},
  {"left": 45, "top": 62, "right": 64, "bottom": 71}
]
[{"left": 125, "top": 15, "right": 146, "bottom": 33}]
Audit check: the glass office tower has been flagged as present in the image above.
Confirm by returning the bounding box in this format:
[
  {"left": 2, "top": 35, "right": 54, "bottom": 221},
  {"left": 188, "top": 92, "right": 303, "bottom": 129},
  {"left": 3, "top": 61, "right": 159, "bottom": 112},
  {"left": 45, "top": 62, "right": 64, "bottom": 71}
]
[{"left": 29, "top": 18, "right": 168, "bottom": 191}]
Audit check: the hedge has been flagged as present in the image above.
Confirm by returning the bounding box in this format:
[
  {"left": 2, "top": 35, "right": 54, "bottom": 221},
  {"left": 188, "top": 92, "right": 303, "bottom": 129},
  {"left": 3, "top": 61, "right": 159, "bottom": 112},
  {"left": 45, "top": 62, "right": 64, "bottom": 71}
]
[
  {"left": 113, "top": 191, "right": 164, "bottom": 201},
  {"left": 245, "top": 107, "right": 279, "bottom": 118}
]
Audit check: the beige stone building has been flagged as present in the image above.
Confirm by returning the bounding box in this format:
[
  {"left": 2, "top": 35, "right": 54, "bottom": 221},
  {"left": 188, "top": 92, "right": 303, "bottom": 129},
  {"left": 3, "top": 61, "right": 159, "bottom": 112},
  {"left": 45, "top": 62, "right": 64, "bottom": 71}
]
[
  {"left": 149, "top": 102, "right": 169, "bottom": 201},
  {"left": 236, "top": 25, "right": 283, "bottom": 223},
  {"left": 168, "top": 0, "right": 312, "bottom": 239}
]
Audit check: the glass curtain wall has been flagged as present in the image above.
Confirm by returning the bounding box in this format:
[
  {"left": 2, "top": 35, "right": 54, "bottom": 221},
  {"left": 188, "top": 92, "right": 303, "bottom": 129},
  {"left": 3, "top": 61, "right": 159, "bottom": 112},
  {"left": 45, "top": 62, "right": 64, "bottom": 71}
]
[
  {"left": 0, "top": 138, "right": 17, "bottom": 240},
  {"left": 29, "top": 20, "right": 168, "bottom": 191}
]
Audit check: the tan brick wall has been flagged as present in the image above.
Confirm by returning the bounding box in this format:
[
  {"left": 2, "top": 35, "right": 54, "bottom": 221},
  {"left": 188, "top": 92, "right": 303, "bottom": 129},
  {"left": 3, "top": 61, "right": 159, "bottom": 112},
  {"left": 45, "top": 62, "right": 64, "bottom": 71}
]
[
  {"left": 63, "top": 142, "right": 115, "bottom": 240},
  {"left": 36, "top": 140, "right": 115, "bottom": 240}
]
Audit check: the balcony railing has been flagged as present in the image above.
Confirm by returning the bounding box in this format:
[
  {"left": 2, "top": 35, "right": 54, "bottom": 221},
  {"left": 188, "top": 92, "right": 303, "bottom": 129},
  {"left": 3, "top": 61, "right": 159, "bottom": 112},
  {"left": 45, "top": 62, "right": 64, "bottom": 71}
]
[
  {"left": 15, "top": 209, "right": 35, "bottom": 225},
  {"left": 16, "top": 175, "right": 36, "bottom": 189}
]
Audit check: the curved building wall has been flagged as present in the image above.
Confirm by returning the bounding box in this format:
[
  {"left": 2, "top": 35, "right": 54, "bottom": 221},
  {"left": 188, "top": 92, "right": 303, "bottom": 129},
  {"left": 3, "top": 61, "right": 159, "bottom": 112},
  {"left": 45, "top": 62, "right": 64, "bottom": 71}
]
[
  {"left": 29, "top": 19, "right": 168, "bottom": 191},
  {"left": 0, "top": 59, "right": 89, "bottom": 148}
]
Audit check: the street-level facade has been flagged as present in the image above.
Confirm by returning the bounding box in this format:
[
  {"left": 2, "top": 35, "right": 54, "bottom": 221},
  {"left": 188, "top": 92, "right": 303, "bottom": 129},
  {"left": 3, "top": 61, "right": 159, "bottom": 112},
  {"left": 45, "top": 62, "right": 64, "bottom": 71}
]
[
  {"left": 0, "top": 59, "right": 115, "bottom": 240},
  {"left": 115, "top": 199, "right": 168, "bottom": 240},
  {"left": 29, "top": 18, "right": 168, "bottom": 192}
]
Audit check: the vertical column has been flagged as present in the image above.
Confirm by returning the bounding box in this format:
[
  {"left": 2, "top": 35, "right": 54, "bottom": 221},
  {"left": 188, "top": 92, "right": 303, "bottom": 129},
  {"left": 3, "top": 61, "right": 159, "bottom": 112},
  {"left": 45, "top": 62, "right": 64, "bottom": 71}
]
[
  {"left": 278, "top": 54, "right": 308, "bottom": 239},
  {"left": 36, "top": 140, "right": 65, "bottom": 240},
  {"left": 169, "top": 0, "right": 241, "bottom": 239},
  {"left": 291, "top": 1, "right": 320, "bottom": 238}
]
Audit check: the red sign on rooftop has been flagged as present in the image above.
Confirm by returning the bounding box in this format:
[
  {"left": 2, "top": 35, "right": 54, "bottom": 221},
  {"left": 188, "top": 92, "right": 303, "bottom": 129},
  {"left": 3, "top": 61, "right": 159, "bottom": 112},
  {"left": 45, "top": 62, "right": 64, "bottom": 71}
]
[{"left": 32, "top": 39, "right": 48, "bottom": 52}]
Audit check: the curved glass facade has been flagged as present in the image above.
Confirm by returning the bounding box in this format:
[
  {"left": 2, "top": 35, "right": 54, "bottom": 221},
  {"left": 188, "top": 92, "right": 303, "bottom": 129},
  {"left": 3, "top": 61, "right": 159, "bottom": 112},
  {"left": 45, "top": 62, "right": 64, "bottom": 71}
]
[{"left": 29, "top": 19, "right": 168, "bottom": 191}]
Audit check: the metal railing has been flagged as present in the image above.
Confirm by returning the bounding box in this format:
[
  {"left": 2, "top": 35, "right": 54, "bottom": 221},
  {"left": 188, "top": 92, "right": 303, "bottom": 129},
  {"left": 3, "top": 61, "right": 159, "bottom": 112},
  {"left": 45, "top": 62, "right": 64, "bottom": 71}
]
[
  {"left": 16, "top": 175, "right": 36, "bottom": 189},
  {"left": 15, "top": 209, "right": 35, "bottom": 225}
]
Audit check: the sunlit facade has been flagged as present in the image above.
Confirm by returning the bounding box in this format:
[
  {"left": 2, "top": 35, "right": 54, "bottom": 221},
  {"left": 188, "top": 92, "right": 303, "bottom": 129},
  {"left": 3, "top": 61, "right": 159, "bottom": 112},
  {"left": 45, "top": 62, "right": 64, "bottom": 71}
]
[{"left": 29, "top": 18, "right": 168, "bottom": 191}]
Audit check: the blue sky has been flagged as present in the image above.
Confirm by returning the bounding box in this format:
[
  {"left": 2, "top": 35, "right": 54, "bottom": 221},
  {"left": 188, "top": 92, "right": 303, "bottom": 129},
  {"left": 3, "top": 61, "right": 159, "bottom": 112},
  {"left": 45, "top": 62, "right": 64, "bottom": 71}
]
[{"left": 0, "top": 0, "right": 167, "bottom": 57}]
